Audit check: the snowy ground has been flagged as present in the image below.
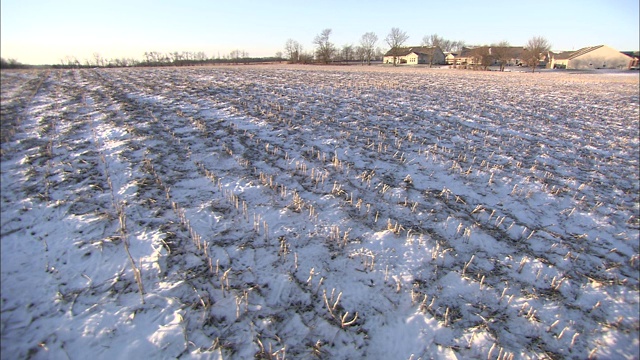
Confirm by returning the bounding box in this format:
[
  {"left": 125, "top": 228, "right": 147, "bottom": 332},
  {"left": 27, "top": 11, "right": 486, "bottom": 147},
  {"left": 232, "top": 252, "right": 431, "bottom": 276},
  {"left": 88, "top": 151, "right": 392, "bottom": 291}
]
[{"left": 1, "top": 65, "right": 638, "bottom": 359}]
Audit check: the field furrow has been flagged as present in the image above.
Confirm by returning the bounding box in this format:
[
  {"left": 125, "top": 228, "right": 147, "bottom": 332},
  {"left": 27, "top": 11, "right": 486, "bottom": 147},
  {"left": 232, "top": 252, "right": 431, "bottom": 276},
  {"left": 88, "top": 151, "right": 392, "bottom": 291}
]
[{"left": 2, "top": 66, "right": 638, "bottom": 360}]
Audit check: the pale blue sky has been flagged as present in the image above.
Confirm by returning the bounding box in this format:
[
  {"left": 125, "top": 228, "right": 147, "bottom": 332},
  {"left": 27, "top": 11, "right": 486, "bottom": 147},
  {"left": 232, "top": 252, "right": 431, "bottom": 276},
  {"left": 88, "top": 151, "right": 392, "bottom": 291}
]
[{"left": 1, "top": 0, "right": 638, "bottom": 65}]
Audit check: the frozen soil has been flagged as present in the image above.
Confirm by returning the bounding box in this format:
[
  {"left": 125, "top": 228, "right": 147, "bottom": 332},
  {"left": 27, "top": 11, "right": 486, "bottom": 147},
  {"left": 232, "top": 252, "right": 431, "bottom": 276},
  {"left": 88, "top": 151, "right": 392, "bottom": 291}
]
[{"left": 1, "top": 65, "right": 638, "bottom": 359}]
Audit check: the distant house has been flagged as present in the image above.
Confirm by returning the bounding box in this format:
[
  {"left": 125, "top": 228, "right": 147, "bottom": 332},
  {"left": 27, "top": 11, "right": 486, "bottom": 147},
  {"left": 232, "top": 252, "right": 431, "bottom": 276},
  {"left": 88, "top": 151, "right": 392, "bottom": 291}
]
[
  {"left": 548, "top": 51, "right": 574, "bottom": 69},
  {"left": 549, "top": 45, "right": 634, "bottom": 69},
  {"left": 444, "top": 52, "right": 457, "bottom": 65},
  {"left": 489, "top": 46, "right": 528, "bottom": 67},
  {"left": 445, "top": 47, "right": 473, "bottom": 66},
  {"left": 621, "top": 51, "right": 639, "bottom": 69},
  {"left": 446, "top": 46, "right": 528, "bottom": 67},
  {"left": 446, "top": 47, "right": 490, "bottom": 66},
  {"left": 383, "top": 46, "right": 445, "bottom": 65}
]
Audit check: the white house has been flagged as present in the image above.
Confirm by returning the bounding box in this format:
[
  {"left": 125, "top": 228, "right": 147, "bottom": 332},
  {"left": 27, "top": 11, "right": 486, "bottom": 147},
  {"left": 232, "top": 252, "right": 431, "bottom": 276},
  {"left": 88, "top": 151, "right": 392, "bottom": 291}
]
[
  {"left": 383, "top": 46, "right": 445, "bottom": 66},
  {"left": 549, "top": 45, "right": 634, "bottom": 69}
]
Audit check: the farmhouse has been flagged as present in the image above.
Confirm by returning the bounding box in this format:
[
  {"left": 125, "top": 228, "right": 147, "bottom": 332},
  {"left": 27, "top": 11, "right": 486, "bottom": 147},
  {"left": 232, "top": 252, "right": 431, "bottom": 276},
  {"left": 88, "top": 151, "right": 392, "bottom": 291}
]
[
  {"left": 383, "top": 46, "right": 445, "bottom": 65},
  {"left": 489, "top": 46, "right": 528, "bottom": 66},
  {"left": 446, "top": 47, "right": 485, "bottom": 66},
  {"left": 445, "top": 48, "right": 473, "bottom": 66},
  {"left": 549, "top": 45, "right": 634, "bottom": 69}
]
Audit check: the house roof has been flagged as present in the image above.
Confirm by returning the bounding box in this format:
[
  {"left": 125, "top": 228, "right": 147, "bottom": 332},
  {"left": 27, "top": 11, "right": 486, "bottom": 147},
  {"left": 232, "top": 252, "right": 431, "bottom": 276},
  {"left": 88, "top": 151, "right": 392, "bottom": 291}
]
[
  {"left": 490, "top": 46, "right": 527, "bottom": 59},
  {"left": 457, "top": 47, "right": 475, "bottom": 57},
  {"left": 551, "top": 51, "right": 574, "bottom": 60},
  {"left": 566, "top": 45, "right": 604, "bottom": 60},
  {"left": 552, "top": 45, "right": 635, "bottom": 61},
  {"left": 384, "top": 46, "right": 442, "bottom": 57}
]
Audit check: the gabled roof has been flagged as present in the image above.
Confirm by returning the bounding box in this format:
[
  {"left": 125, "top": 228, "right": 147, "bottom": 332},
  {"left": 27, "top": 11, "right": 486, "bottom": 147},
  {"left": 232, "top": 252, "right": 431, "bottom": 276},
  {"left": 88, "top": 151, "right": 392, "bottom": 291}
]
[
  {"left": 457, "top": 47, "right": 475, "bottom": 57},
  {"left": 384, "top": 46, "right": 442, "bottom": 57},
  {"left": 567, "top": 45, "right": 604, "bottom": 59},
  {"left": 490, "top": 46, "right": 527, "bottom": 59}
]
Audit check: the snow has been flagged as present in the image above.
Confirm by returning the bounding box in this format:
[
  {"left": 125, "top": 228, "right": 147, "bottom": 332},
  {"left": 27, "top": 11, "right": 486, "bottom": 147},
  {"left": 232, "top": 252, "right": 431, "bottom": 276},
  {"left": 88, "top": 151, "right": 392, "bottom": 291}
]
[{"left": 1, "top": 65, "right": 639, "bottom": 359}]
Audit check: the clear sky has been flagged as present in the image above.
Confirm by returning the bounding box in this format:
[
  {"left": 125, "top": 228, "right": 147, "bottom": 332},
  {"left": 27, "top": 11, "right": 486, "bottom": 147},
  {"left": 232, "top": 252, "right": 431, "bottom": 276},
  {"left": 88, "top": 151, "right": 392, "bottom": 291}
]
[{"left": 1, "top": 0, "right": 638, "bottom": 65}]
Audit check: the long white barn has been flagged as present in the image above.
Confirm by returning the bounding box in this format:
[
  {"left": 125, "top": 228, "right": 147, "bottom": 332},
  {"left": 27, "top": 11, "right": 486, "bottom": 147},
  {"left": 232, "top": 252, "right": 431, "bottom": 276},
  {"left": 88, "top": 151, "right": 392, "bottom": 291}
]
[{"left": 549, "top": 45, "right": 634, "bottom": 69}]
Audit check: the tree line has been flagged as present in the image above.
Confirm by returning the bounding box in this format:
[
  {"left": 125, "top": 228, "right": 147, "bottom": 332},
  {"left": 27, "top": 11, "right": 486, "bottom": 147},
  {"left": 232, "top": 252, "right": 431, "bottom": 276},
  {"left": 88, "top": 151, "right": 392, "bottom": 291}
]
[
  {"left": 2, "top": 50, "right": 286, "bottom": 70},
  {"left": 0, "top": 58, "right": 28, "bottom": 69},
  {"left": 284, "top": 30, "right": 385, "bottom": 65},
  {"left": 52, "top": 50, "right": 285, "bottom": 69}
]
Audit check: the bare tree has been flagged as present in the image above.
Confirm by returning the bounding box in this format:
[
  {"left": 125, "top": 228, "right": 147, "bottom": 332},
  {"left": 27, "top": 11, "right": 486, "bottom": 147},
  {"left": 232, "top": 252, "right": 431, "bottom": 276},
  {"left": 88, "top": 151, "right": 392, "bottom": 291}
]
[
  {"left": 93, "top": 52, "right": 104, "bottom": 67},
  {"left": 170, "top": 51, "right": 181, "bottom": 64},
  {"left": 275, "top": 51, "right": 283, "bottom": 63},
  {"left": 299, "top": 51, "right": 314, "bottom": 64},
  {"left": 285, "top": 39, "right": 302, "bottom": 63},
  {"left": 478, "top": 47, "right": 492, "bottom": 70},
  {"left": 385, "top": 27, "right": 409, "bottom": 66},
  {"left": 375, "top": 47, "right": 384, "bottom": 60},
  {"left": 354, "top": 46, "right": 365, "bottom": 64},
  {"left": 450, "top": 41, "right": 465, "bottom": 53},
  {"left": 421, "top": 34, "right": 464, "bottom": 53},
  {"left": 341, "top": 44, "right": 354, "bottom": 64},
  {"left": 420, "top": 35, "right": 443, "bottom": 67},
  {"left": 524, "top": 36, "right": 551, "bottom": 73},
  {"left": 360, "top": 32, "right": 378, "bottom": 65},
  {"left": 62, "top": 55, "right": 80, "bottom": 68},
  {"left": 314, "top": 28, "right": 336, "bottom": 64},
  {"left": 422, "top": 34, "right": 436, "bottom": 47},
  {"left": 491, "top": 41, "right": 512, "bottom": 71},
  {"left": 113, "top": 58, "right": 125, "bottom": 67},
  {"left": 145, "top": 51, "right": 163, "bottom": 65},
  {"left": 230, "top": 49, "right": 242, "bottom": 64},
  {"left": 422, "top": 34, "right": 448, "bottom": 50},
  {"left": 195, "top": 51, "right": 207, "bottom": 61}
]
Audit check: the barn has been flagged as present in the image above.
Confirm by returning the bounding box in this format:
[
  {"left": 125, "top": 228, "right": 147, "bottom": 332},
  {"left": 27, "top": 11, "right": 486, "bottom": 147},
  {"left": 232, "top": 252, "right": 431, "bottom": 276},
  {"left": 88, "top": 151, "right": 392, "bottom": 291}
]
[{"left": 549, "top": 45, "right": 634, "bottom": 70}]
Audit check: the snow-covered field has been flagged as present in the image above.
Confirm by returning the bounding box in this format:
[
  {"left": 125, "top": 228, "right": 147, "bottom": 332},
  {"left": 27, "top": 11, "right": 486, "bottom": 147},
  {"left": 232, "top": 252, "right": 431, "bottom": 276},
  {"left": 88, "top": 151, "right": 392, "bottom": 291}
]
[{"left": 1, "top": 65, "right": 638, "bottom": 359}]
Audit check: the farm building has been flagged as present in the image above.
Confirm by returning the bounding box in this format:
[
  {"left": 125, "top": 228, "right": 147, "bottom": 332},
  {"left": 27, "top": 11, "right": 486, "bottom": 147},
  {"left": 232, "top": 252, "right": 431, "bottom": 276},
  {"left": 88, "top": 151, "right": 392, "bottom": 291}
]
[
  {"left": 549, "top": 45, "right": 634, "bottom": 69},
  {"left": 383, "top": 46, "right": 445, "bottom": 65},
  {"left": 620, "top": 51, "right": 639, "bottom": 69}
]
